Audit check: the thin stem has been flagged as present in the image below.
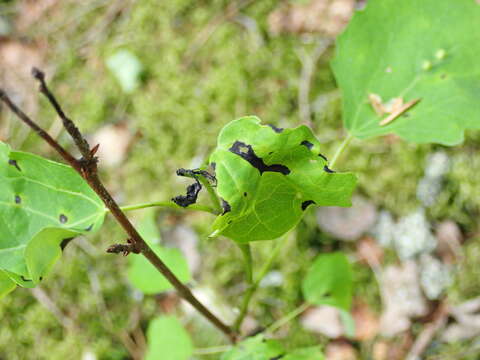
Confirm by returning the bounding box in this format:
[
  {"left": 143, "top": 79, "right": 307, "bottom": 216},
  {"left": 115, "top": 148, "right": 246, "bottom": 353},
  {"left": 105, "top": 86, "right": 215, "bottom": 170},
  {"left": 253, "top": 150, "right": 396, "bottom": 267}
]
[
  {"left": 197, "top": 175, "right": 222, "bottom": 214},
  {"left": 329, "top": 133, "right": 353, "bottom": 169},
  {"left": 117, "top": 201, "right": 216, "bottom": 214},
  {"left": 238, "top": 244, "right": 253, "bottom": 285},
  {"left": 0, "top": 72, "right": 237, "bottom": 343},
  {"left": 233, "top": 234, "right": 288, "bottom": 332},
  {"left": 193, "top": 345, "right": 232, "bottom": 355},
  {"left": 265, "top": 302, "right": 310, "bottom": 335}
]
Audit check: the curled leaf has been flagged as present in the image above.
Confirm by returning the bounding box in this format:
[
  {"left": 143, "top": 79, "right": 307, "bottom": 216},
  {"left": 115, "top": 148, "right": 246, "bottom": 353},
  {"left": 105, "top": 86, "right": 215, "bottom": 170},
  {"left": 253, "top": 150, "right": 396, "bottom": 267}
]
[{"left": 210, "top": 117, "right": 357, "bottom": 243}]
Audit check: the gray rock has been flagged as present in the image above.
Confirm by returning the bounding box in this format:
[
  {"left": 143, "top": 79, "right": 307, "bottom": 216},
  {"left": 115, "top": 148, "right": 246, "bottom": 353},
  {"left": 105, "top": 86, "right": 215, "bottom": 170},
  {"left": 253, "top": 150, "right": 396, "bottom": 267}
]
[
  {"left": 419, "top": 254, "right": 452, "bottom": 300},
  {"left": 417, "top": 151, "right": 450, "bottom": 207},
  {"left": 372, "top": 210, "right": 395, "bottom": 248},
  {"left": 393, "top": 208, "right": 437, "bottom": 260},
  {"left": 380, "top": 261, "right": 429, "bottom": 337},
  {"left": 317, "top": 196, "right": 377, "bottom": 241}
]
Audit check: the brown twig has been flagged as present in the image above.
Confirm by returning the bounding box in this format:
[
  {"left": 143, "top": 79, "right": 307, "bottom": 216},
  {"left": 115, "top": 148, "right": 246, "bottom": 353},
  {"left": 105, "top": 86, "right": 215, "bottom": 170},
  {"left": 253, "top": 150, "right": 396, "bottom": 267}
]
[
  {"left": 0, "top": 69, "right": 236, "bottom": 343},
  {"left": 406, "top": 302, "right": 449, "bottom": 360}
]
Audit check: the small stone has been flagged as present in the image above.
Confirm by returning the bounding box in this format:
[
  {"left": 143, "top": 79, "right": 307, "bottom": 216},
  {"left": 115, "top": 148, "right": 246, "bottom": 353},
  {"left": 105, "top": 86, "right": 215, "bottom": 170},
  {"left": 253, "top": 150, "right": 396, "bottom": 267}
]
[
  {"left": 424, "top": 151, "right": 450, "bottom": 179},
  {"left": 301, "top": 306, "right": 344, "bottom": 338},
  {"left": 325, "top": 340, "right": 358, "bottom": 360},
  {"left": 393, "top": 208, "right": 436, "bottom": 260},
  {"left": 435, "top": 220, "right": 463, "bottom": 263},
  {"left": 259, "top": 270, "right": 284, "bottom": 288},
  {"left": 371, "top": 210, "right": 395, "bottom": 248},
  {"left": 380, "top": 261, "right": 428, "bottom": 337},
  {"left": 419, "top": 254, "right": 452, "bottom": 300},
  {"left": 417, "top": 176, "right": 442, "bottom": 207},
  {"left": 317, "top": 196, "right": 377, "bottom": 241}
]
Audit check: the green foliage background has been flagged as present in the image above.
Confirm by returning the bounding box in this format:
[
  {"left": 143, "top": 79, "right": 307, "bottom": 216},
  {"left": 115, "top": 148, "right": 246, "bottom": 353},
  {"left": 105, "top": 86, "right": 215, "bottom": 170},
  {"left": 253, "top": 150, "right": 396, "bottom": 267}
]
[{"left": 1, "top": 0, "right": 480, "bottom": 359}]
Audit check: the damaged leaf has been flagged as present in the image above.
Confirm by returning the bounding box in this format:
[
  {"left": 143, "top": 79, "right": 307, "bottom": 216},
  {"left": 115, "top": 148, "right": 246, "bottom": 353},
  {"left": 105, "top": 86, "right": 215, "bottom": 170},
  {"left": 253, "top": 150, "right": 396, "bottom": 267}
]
[
  {"left": 0, "top": 142, "right": 105, "bottom": 295},
  {"left": 332, "top": 0, "right": 480, "bottom": 145},
  {"left": 210, "top": 116, "right": 357, "bottom": 243}
]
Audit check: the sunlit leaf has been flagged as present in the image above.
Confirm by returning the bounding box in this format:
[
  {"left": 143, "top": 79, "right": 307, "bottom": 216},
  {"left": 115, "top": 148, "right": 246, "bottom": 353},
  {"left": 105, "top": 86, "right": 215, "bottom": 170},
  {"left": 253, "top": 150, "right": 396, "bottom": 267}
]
[
  {"left": 283, "top": 346, "right": 325, "bottom": 360},
  {"left": 0, "top": 142, "right": 105, "bottom": 292},
  {"left": 332, "top": 0, "right": 480, "bottom": 145},
  {"left": 221, "top": 335, "right": 285, "bottom": 360},
  {"left": 0, "top": 270, "right": 16, "bottom": 299},
  {"left": 145, "top": 316, "right": 193, "bottom": 360},
  {"left": 210, "top": 116, "right": 357, "bottom": 243},
  {"left": 302, "top": 252, "right": 353, "bottom": 310}
]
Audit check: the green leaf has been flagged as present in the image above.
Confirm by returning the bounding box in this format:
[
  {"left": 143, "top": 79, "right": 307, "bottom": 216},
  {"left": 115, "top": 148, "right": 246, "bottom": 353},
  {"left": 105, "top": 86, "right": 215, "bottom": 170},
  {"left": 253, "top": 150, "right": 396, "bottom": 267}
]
[
  {"left": 283, "top": 346, "right": 325, "bottom": 360},
  {"left": 0, "top": 142, "right": 105, "bottom": 291},
  {"left": 302, "top": 252, "right": 353, "bottom": 310},
  {"left": 0, "top": 270, "right": 16, "bottom": 299},
  {"left": 106, "top": 50, "right": 143, "bottom": 94},
  {"left": 145, "top": 316, "right": 193, "bottom": 360},
  {"left": 332, "top": 0, "right": 480, "bottom": 145},
  {"left": 221, "top": 335, "right": 285, "bottom": 360},
  {"left": 127, "top": 246, "right": 190, "bottom": 294},
  {"left": 127, "top": 210, "right": 190, "bottom": 294},
  {"left": 210, "top": 116, "right": 357, "bottom": 243}
]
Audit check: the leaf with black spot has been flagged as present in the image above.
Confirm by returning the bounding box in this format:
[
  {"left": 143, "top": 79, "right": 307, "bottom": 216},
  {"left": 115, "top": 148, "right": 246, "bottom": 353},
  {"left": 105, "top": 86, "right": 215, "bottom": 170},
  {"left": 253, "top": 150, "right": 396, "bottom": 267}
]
[
  {"left": 0, "top": 142, "right": 105, "bottom": 296},
  {"left": 209, "top": 116, "right": 357, "bottom": 243}
]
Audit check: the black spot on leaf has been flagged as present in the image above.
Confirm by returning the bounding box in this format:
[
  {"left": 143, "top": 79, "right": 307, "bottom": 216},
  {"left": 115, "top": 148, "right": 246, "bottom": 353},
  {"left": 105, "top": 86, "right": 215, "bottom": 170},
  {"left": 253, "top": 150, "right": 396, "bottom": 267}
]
[
  {"left": 269, "top": 356, "right": 285, "bottom": 360},
  {"left": 8, "top": 159, "right": 21, "bottom": 171},
  {"left": 60, "top": 237, "right": 75, "bottom": 250},
  {"left": 243, "top": 192, "right": 247, "bottom": 197},
  {"left": 172, "top": 181, "right": 202, "bottom": 207},
  {"left": 14, "top": 195, "right": 21, "bottom": 204},
  {"left": 59, "top": 214, "right": 68, "bottom": 224},
  {"left": 324, "top": 165, "right": 335, "bottom": 173},
  {"left": 267, "top": 124, "right": 284, "bottom": 133},
  {"left": 20, "top": 276, "right": 32, "bottom": 282},
  {"left": 318, "top": 153, "right": 327, "bottom": 161},
  {"left": 221, "top": 199, "right": 231, "bottom": 214},
  {"left": 85, "top": 224, "right": 94, "bottom": 232},
  {"left": 301, "top": 200, "right": 316, "bottom": 210},
  {"left": 300, "top": 140, "right": 313, "bottom": 150},
  {"left": 39, "top": 276, "right": 43, "bottom": 281},
  {"left": 229, "top": 141, "right": 290, "bottom": 175}
]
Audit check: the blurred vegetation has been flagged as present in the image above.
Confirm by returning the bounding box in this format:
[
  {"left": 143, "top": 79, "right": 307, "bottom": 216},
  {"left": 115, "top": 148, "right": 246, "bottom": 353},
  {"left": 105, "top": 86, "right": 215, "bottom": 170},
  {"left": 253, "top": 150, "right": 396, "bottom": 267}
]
[{"left": 0, "top": 0, "right": 479, "bottom": 359}]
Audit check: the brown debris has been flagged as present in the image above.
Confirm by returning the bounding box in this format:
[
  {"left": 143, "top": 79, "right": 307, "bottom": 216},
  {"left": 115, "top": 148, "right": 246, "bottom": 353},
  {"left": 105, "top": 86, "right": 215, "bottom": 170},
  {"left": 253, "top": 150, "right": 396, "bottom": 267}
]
[
  {"left": 352, "top": 300, "right": 379, "bottom": 341},
  {"left": 326, "top": 340, "right": 358, "bottom": 360},
  {"left": 357, "top": 236, "right": 384, "bottom": 267},
  {"left": 268, "top": 0, "right": 355, "bottom": 37}
]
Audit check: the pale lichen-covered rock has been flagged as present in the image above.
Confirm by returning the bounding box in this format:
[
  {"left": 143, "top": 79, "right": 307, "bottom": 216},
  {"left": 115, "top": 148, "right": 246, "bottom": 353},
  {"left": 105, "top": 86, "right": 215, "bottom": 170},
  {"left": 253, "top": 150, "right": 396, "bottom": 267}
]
[
  {"left": 393, "top": 208, "right": 437, "bottom": 260},
  {"left": 419, "top": 254, "right": 452, "bottom": 300},
  {"left": 417, "top": 151, "right": 450, "bottom": 207},
  {"left": 371, "top": 210, "right": 395, "bottom": 248}
]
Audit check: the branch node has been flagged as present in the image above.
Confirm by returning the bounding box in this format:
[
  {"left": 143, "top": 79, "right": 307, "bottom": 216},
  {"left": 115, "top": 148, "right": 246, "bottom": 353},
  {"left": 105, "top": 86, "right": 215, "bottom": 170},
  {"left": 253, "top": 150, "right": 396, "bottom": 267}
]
[
  {"left": 106, "top": 239, "right": 140, "bottom": 256},
  {"left": 31, "top": 67, "right": 45, "bottom": 81}
]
